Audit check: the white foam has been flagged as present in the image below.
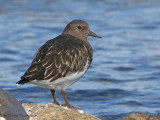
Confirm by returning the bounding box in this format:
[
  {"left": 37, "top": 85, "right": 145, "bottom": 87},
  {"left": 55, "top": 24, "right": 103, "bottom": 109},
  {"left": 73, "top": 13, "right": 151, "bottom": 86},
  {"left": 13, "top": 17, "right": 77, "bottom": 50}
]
[
  {"left": 0, "top": 117, "right": 6, "bottom": 120},
  {"left": 78, "top": 109, "right": 84, "bottom": 114},
  {"left": 64, "top": 106, "right": 68, "bottom": 109}
]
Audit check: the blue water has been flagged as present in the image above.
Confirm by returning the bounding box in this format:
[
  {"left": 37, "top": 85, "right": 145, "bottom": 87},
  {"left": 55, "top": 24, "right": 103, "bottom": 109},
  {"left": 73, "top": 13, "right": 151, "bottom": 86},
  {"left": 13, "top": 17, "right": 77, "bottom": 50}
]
[{"left": 0, "top": 0, "right": 160, "bottom": 119}]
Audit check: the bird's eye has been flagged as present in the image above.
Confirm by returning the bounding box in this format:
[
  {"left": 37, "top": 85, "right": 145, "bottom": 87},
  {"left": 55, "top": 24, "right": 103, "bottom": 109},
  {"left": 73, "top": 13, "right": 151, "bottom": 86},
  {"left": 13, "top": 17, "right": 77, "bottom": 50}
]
[{"left": 77, "top": 26, "right": 82, "bottom": 29}]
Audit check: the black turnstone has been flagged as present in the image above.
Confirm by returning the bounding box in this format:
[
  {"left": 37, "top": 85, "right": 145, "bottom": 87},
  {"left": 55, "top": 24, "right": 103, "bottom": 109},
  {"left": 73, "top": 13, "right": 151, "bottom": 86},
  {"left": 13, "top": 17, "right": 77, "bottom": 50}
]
[{"left": 17, "top": 20, "right": 101, "bottom": 109}]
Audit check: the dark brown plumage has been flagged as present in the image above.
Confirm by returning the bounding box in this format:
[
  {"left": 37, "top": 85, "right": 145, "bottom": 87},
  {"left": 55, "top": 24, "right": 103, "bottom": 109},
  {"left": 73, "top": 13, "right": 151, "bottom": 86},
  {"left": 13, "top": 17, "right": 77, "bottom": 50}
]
[
  {"left": 17, "top": 20, "right": 101, "bottom": 109},
  {"left": 20, "top": 35, "right": 90, "bottom": 82}
]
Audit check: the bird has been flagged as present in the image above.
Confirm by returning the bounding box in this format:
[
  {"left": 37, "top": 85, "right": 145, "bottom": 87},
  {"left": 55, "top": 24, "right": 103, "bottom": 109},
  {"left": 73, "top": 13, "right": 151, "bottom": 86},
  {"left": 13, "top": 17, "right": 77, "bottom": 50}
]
[{"left": 16, "top": 20, "right": 101, "bottom": 109}]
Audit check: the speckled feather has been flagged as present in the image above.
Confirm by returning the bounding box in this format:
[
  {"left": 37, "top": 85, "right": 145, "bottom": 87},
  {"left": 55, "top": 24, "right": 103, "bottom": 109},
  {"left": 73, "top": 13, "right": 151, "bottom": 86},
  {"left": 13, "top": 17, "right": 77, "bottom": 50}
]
[{"left": 21, "top": 34, "right": 93, "bottom": 83}]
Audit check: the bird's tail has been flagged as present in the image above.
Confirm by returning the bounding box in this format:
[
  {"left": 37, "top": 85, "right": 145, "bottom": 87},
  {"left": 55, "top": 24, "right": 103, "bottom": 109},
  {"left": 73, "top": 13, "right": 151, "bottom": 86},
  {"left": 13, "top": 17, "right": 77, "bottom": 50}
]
[{"left": 16, "top": 79, "right": 30, "bottom": 85}]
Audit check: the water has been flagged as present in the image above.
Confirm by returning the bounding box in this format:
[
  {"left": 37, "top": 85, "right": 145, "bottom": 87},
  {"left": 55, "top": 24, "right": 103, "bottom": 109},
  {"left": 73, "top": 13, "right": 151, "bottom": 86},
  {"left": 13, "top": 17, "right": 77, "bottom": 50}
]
[{"left": 0, "top": 0, "right": 160, "bottom": 119}]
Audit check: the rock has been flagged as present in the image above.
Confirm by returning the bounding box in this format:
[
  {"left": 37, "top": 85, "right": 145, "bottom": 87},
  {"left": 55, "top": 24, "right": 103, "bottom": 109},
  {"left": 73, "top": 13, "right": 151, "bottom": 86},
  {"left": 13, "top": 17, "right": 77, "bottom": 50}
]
[
  {"left": 123, "top": 112, "right": 160, "bottom": 120},
  {"left": 22, "top": 103, "right": 100, "bottom": 120},
  {"left": 0, "top": 88, "right": 99, "bottom": 120},
  {"left": 0, "top": 87, "right": 29, "bottom": 120}
]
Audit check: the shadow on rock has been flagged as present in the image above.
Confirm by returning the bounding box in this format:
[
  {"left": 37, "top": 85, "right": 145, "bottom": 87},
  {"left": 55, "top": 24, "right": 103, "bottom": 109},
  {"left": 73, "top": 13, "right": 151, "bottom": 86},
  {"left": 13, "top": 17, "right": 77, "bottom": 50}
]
[{"left": 0, "top": 87, "right": 29, "bottom": 120}]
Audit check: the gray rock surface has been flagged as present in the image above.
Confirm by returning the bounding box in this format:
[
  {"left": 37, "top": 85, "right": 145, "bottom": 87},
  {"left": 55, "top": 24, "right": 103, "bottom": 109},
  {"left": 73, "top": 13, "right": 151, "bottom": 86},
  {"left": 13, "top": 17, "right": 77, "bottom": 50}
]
[
  {"left": 22, "top": 103, "right": 100, "bottom": 120},
  {"left": 0, "top": 87, "right": 29, "bottom": 120}
]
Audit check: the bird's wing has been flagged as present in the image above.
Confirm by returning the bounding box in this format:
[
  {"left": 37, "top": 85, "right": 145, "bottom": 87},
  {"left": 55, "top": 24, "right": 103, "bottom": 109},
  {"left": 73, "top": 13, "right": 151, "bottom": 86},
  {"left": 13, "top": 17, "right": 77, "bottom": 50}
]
[{"left": 21, "top": 36, "right": 89, "bottom": 82}]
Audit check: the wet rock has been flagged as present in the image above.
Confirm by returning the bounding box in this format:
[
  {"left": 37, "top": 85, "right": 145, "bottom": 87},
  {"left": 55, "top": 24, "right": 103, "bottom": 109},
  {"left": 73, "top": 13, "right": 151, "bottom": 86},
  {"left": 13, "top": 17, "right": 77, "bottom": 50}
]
[
  {"left": 123, "top": 112, "right": 160, "bottom": 120},
  {"left": 22, "top": 103, "right": 100, "bottom": 120},
  {"left": 0, "top": 87, "right": 29, "bottom": 120}
]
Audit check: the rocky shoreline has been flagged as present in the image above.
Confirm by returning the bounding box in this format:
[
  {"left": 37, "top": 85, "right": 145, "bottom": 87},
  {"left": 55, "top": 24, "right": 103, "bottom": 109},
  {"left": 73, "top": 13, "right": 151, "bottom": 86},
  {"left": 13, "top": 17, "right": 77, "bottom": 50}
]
[
  {"left": 0, "top": 87, "right": 99, "bottom": 120},
  {"left": 0, "top": 87, "right": 160, "bottom": 120}
]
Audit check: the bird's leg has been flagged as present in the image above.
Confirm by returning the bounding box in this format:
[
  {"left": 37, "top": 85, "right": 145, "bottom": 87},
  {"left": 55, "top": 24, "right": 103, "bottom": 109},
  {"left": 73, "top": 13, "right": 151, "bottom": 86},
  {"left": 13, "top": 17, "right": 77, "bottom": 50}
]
[
  {"left": 50, "top": 89, "right": 60, "bottom": 106},
  {"left": 61, "top": 90, "right": 77, "bottom": 109}
]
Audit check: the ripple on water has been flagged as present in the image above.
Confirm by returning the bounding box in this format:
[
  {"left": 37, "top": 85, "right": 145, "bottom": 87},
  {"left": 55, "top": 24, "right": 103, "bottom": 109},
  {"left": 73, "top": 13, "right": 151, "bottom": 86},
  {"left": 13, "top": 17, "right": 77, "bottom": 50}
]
[
  {"left": 0, "top": 49, "right": 19, "bottom": 54},
  {"left": 0, "top": 57, "right": 18, "bottom": 62},
  {"left": 113, "top": 66, "right": 136, "bottom": 72}
]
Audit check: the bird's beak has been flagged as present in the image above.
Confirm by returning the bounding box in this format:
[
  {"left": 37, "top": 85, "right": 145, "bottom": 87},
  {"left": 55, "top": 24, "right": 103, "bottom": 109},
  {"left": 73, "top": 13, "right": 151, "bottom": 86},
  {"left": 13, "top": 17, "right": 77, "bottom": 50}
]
[{"left": 88, "top": 30, "right": 102, "bottom": 38}]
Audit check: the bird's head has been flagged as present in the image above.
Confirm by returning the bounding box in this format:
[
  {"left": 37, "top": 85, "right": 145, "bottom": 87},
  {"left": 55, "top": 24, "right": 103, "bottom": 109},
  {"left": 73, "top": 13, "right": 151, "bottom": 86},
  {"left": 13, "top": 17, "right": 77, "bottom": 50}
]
[{"left": 62, "top": 20, "right": 101, "bottom": 40}]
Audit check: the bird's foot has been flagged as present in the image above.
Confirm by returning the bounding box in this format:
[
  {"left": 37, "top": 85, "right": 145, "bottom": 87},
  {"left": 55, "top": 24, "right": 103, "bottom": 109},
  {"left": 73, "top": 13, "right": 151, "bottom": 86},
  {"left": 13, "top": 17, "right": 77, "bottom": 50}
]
[
  {"left": 62, "top": 103, "right": 81, "bottom": 110},
  {"left": 53, "top": 101, "right": 60, "bottom": 106}
]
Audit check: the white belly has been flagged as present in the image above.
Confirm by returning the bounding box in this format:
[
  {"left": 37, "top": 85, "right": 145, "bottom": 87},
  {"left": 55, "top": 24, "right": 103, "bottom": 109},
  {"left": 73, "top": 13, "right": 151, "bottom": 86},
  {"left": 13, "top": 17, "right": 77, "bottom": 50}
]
[
  {"left": 30, "top": 58, "right": 90, "bottom": 90},
  {"left": 30, "top": 70, "right": 86, "bottom": 90}
]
